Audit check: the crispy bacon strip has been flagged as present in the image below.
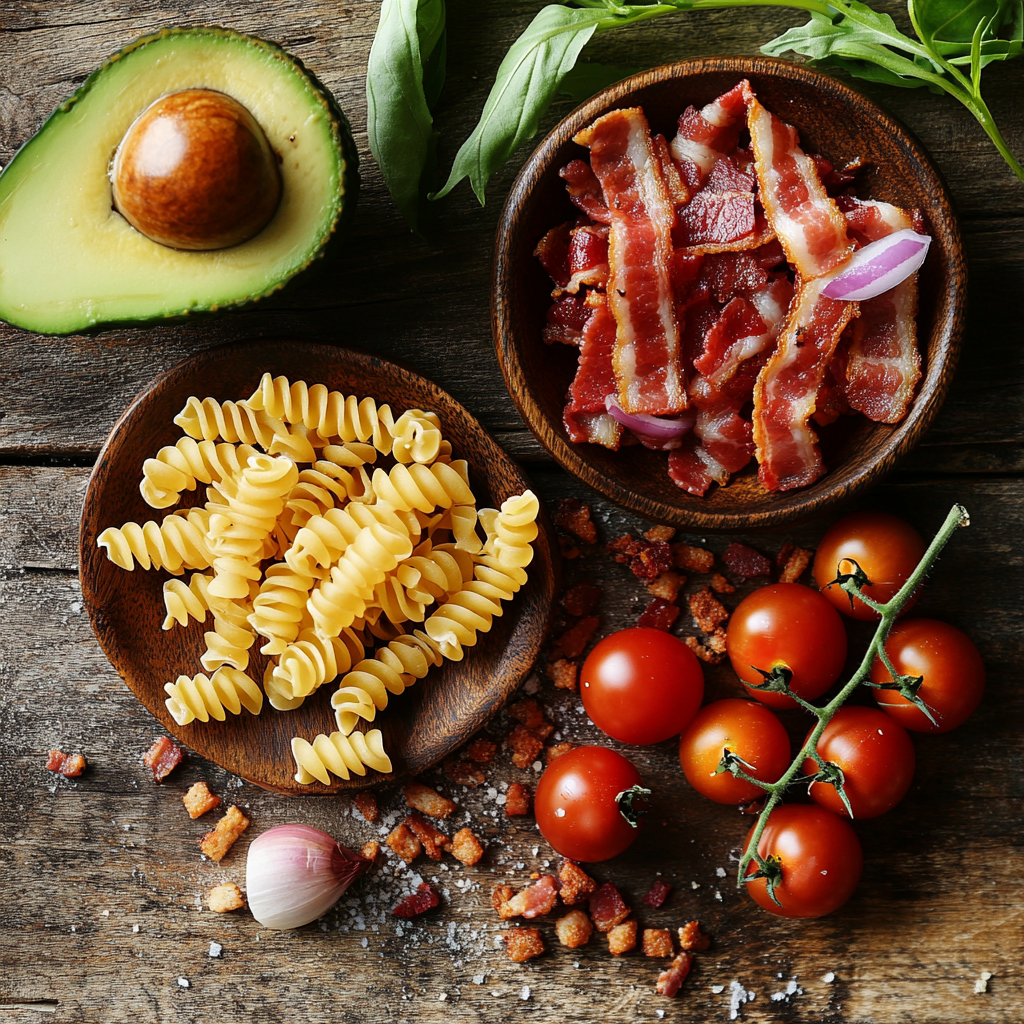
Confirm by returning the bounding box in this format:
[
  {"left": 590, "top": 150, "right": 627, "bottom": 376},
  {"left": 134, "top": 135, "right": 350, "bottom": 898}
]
[
  {"left": 575, "top": 108, "right": 685, "bottom": 415},
  {"left": 753, "top": 276, "right": 857, "bottom": 491},
  {"left": 669, "top": 81, "right": 748, "bottom": 192},
  {"left": 564, "top": 224, "right": 609, "bottom": 295},
  {"left": 535, "top": 222, "right": 572, "bottom": 288},
  {"left": 560, "top": 159, "right": 611, "bottom": 223},
  {"left": 564, "top": 292, "right": 623, "bottom": 449},
  {"left": 746, "top": 88, "right": 853, "bottom": 279},
  {"left": 543, "top": 292, "right": 590, "bottom": 346},
  {"left": 838, "top": 198, "right": 922, "bottom": 423}
]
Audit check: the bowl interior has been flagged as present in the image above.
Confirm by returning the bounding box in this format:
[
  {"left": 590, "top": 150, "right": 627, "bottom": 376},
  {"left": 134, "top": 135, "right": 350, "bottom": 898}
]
[
  {"left": 79, "top": 339, "right": 556, "bottom": 793},
  {"left": 494, "top": 57, "right": 965, "bottom": 531}
]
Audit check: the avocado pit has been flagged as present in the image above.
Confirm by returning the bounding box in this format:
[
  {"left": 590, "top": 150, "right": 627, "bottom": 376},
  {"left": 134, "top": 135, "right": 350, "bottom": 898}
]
[{"left": 111, "top": 89, "right": 282, "bottom": 250}]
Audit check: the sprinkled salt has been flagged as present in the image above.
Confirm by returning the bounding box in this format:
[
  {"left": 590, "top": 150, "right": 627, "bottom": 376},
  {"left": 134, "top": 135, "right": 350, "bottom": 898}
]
[
  {"left": 822, "top": 972, "right": 835, "bottom": 983},
  {"left": 532, "top": 761, "right": 542, "bottom": 772},
  {"left": 132, "top": 925, "right": 139, "bottom": 933},
  {"left": 770, "top": 979, "right": 802, "bottom": 1002},
  {"left": 177, "top": 978, "right": 190, "bottom": 989},
  {"left": 472, "top": 974, "right": 486, "bottom": 985},
  {"left": 520, "top": 985, "right": 531, "bottom": 1001},
  {"left": 438, "top": 992, "right": 448, "bottom": 1001},
  {"left": 209, "top": 942, "right": 222, "bottom": 957},
  {"left": 974, "top": 971, "right": 993, "bottom": 994},
  {"left": 716, "top": 867, "right": 727, "bottom": 878},
  {"left": 711, "top": 985, "right": 725, "bottom": 994}
]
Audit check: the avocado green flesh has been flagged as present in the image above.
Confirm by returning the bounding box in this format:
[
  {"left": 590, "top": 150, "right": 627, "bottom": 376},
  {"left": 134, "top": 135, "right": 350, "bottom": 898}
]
[{"left": 0, "top": 28, "right": 354, "bottom": 334}]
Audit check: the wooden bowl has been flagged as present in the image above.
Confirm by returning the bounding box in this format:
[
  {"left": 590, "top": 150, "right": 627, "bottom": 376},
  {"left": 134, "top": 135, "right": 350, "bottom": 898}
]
[
  {"left": 79, "top": 339, "right": 557, "bottom": 793},
  {"left": 493, "top": 56, "right": 966, "bottom": 531}
]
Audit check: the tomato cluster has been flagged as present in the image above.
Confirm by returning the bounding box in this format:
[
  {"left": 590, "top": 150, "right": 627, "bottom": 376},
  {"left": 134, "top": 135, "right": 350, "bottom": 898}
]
[{"left": 533, "top": 509, "right": 984, "bottom": 922}]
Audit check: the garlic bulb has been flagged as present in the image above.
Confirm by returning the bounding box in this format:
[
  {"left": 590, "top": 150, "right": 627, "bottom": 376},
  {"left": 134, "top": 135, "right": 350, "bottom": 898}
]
[{"left": 246, "top": 823, "right": 369, "bottom": 929}]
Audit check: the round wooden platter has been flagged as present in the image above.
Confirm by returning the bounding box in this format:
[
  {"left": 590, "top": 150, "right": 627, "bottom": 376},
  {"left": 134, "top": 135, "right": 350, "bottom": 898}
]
[
  {"left": 493, "top": 56, "right": 967, "bottom": 531},
  {"left": 78, "top": 339, "right": 558, "bottom": 794}
]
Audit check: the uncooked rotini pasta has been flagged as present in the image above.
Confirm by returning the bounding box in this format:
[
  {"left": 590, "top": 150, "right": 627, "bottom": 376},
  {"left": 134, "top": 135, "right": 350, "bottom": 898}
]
[
  {"left": 140, "top": 438, "right": 258, "bottom": 509},
  {"left": 248, "top": 562, "right": 317, "bottom": 656},
  {"left": 488, "top": 491, "right": 541, "bottom": 569},
  {"left": 267, "top": 627, "right": 364, "bottom": 710},
  {"left": 174, "top": 395, "right": 285, "bottom": 450},
  {"left": 164, "top": 666, "right": 263, "bottom": 725},
  {"left": 369, "top": 461, "right": 475, "bottom": 514},
  {"left": 290, "top": 729, "right": 392, "bottom": 784},
  {"left": 97, "top": 508, "right": 213, "bottom": 574},
  {"left": 390, "top": 408, "right": 443, "bottom": 465}
]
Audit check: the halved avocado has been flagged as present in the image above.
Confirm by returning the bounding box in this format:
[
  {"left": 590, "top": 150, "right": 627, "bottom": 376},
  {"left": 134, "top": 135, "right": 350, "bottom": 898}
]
[{"left": 0, "top": 27, "right": 358, "bottom": 334}]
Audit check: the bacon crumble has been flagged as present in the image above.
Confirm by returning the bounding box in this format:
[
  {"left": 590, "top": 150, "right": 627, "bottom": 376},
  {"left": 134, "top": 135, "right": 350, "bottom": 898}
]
[
  {"left": 678, "top": 920, "right": 712, "bottom": 951},
  {"left": 559, "top": 860, "right": 599, "bottom": 905},
  {"left": 562, "top": 583, "right": 603, "bottom": 617},
  {"left": 688, "top": 587, "right": 729, "bottom": 633},
  {"left": 405, "top": 811, "right": 451, "bottom": 861},
  {"left": 638, "top": 597, "right": 680, "bottom": 631},
  {"left": 199, "top": 805, "right": 249, "bottom": 863},
  {"left": 672, "top": 544, "right": 715, "bottom": 574},
  {"left": 503, "top": 875, "right": 559, "bottom": 920},
  {"left": 552, "top": 615, "right": 600, "bottom": 659},
  {"left": 555, "top": 498, "right": 598, "bottom": 544},
  {"left": 504, "top": 927, "right": 545, "bottom": 962},
  {"left": 353, "top": 791, "right": 379, "bottom": 823},
  {"left": 723, "top": 541, "right": 772, "bottom": 578},
  {"left": 392, "top": 883, "right": 440, "bottom": 918},
  {"left": 779, "top": 545, "right": 814, "bottom": 583},
  {"left": 589, "top": 882, "right": 630, "bottom": 932},
  {"left": 465, "top": 738, "right": 498, "bottom": 764},
  {"left": 143, "top": 736, "right": 183, "bottom": 782},
  {"left": 403, "top": 782, "right": 455, "bottom": 819},
  {"left": 656, "top": 952, "right": 694, "bottom": 996},
  {"left": 555, "top": 909, "right": 593, "bottom": 948},
  {"left": 46, "top": 750, "right": 86, "bottom": 777},
  {"left": 505, "top": 782, "right": 532, "bottom": 817},
  {"left": 183, "top": 781, "right": 221, "bottom": 819},
  {"left": 641, "top": 878, "right": 672, "bottom": 909},
  {"left": 643, "top": 928, "right": 675, "bottom": 958},
  {"left": 507, "top": 726, "right": 545, "bottom": 769},
  {"left": 608, "top": 919, "right": 638, "bottom": 956},
  {"left": 646, "top": 570, "right": 684, "bottom": 603},
  {"left": 386, "top": 822, "right": 422, "bottom": 864}
]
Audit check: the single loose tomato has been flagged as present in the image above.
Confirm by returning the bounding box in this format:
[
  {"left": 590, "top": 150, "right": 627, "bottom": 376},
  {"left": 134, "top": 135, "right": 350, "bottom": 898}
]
[
  {"left": 802, "top": 706, "right": 915, "bottom": 818},
  {"left": 813, "top": 511, "right": 926, "bottom": 620},
  {"left": 679, "top": 699, "right": 791, "bottom": 804},
  {"left": 871, "top": 618, "right": 985, "bottom": 733},
  {"left": 581, "top": 627, "right": 704, "bottom": 744},
  {"left": 743, "top": 804, "right": 863, "bottom": 918},
  {"left": 534, "top": 746, "right": 647, "bottom": 862},
  {"left": 726, "top": 584, "right": 847, "bottom": 709}
]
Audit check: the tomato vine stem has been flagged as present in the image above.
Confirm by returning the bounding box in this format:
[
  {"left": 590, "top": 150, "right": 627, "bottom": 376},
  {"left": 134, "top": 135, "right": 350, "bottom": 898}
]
[{"left": 734, "top": 502, "right": 971, "bottom": 893}]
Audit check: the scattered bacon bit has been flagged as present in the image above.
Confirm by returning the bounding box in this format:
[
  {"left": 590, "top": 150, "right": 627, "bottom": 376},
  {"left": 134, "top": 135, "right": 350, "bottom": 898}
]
[
  {"left": 507, "top": 725, "right": 545, "bottom": 769},
  {"left": 406, "top": 812, "right": 451, "bottom": 861},
  {"left": 509, "top": 698, "right": 547, "bottom": 731},
  {"left": 450, "top": 827, "right": 485, "bottom": 866},
  {"left": 505, "top": 875, "right": 559, "bottom": 919},
  {"left": 403, "top": 782, "right": 455, "bottom": 819},
  {"left": 199, "top": 805, "right": 249, "bottom": 863},
  {"left": 643, "top": 928, "right": 675, "bottom": 958},
  {"left": 656, "top": 951, "right": 694, "bottom": 996},
  {"left": 492, "top": 883, "right": 516, "bottom": 916},
  {"left": 392, "top": 882, "right": 440, "bottom": 918},
  {"left": 559, "top": 536, "right": 581, "bottom": 560},
  {"left": 361, "top": 840, "right": 380, "bottom": 862},
  {"left": 609, "top": 534, "right": 674, "bottom": 580},
  {"left": 608, "top": 534, "right": 633, "bottom": 555},
  {"left": 548, "top": 658, "right": 578, "bottom": 691},
  {"left": 608, "top": 919, "right": 638, "bottom": 955},
  {"left": 505, "top": 927, "right": 545, "bottom": 962},
  {"left": 559, "top": 860, "right": 598, "bottom": 905},
  {"left": 183, "top": 781, "right": 220, "bottom": 819},
  {"left": 208, "top": 882, "right": 245, "bottom": 913},
  {"left": 353, "top": 791, "right": 379, "bottom": 823},
  {"left": 465, "top": 738, "right": 498, "bottom": 764},
  {"left": 678, "top": 920, "right": 712, "bottom": 951},
  {"left": 739, "top": 799, "right": 764, "bottom": 815},
  {"left": 709, "top": 571, "right": 736, "bottom": 594},
  {"left": 705, "top": 627, "right": 728, "bottom": 654},
  {"left": 386, "top": 822, "right": 422, "bottom": 864},
  {"left": 723, "top": 541, "right": 772, "bottom": 578},
  {"left": 647, "top": 570, "right": 684, "bottom": 602},
  {"left": 779, "top": 545, "right": 814, "bottom": 584},
  {"left": 46, "top": 750, "right": 86, "bottom": 777},
  {"left": 642, "top": 878, "right": 672, "bottom": 909},
  {"left": 556, "top": 498, "right": 597, "bottom": 544},
  {"left": 555, "top": 909, "right": 593, "bottom": 948},
  {"left": 644, "top": 525, "right": 676, "bottom": 543},
  {"left": 589, "top": 882, "right": 630, "bottom": 932},
  {"left": 638, "top": 597, "right": 680, "bottom": 631},
  {"left": 552, "top": 615, "right": 600, "bottom": 659},
  {"left": 688, "top": 587, "right": 729, "bottom": 633},
  {"left": 672, "top": 543, "right": 715, "bottom": 573},
  {"left": 546, "top": 742, "right": 573, "bottom": 762},
  {"left": 685, "top": 635, "right": 727, "bottom": 665},
  {"left": 776, "top": 540, "right": 795, "bottom": 568},
  {"left": 563, "top": 583, "right": 603, "bottom": 617},
  {"left": 505, "top": 782, "right": 531, "bottom": 817},
  {"left": 444, "top": 759, "right": 486, "bottom": 787},
  {"left": 143, "top": 736, "right": 183, "bottom": 782}
]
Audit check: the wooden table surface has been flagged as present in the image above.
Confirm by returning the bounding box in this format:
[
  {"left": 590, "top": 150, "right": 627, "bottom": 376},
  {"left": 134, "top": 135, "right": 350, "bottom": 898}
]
[{"left": 2, "top": 2, "right": 1022, "bottom": 1022}]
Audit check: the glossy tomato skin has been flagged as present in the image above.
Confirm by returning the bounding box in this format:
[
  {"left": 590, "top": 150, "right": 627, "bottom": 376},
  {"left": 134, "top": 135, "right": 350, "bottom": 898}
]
[
  {"left": 726, "top": 584, "right": 848, "bottom": 709},
  {"left": 581, "top": 627, "right": 704, "bottom": 744},
  {"left": 679, "top": 699, "right": 791, "bottom": 804},
  {"left": 803, "top": 706, "right": 915, "bottom": 818},
  {"left": 871, "top": 618, "right": 985, "bottom": 733},
  {"left": 813, "top": 511, "right": 926, "bottom": 621},
  {"left": 534, "top": 746, "right": 645, "bottom": 862},
  {"left": 744, "top": 804, "right": 863, "bottom": 918}
]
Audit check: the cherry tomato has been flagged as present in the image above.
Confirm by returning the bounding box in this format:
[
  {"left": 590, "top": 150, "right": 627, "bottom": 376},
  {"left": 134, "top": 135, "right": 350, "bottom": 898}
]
[
  {"left": 581, "top": 627, "right": 704, "bottom": 744},
  {"left": 679, "top": 699, "right": 791, "bottom": 804},
  {"left": 813, "top": 511, "right": 926, "bottom": 621},
  {"left": 871, "top": 618, "right": 985, "bottom": 733},
  {"left": 726, "top": 584, "right": 847, "bottom": 709},
  {"left": 802, "top": 706, "right": 915, "bottom": 818},
  {"left": 534, "top": 746, "right": 646, "bottom": 862},
  {"left": 743, "top": 804, "right": 863, "bottom": 918}
]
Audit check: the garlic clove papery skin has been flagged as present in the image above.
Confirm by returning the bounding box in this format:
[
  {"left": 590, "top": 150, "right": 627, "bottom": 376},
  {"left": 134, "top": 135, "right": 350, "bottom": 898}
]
[{"left": 246, "top": 823, "right": 369, "bottom": 929}]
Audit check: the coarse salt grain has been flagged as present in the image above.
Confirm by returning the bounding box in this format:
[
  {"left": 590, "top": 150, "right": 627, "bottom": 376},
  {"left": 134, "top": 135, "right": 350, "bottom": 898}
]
[
  {"left": 132, "top": 925, "right": 139, "bottom": 933},
  {"left": 177, "top": 978, "right": 190, "bottom": 988},
  {"left": 716, "top": 867, "right": 727, "bottom": 878},
  {"left": 711, "top": 985, "right": 725, "bottom": 994},
  {"left": 438, "top": 993, "right": 448, "bottom": 1001},
  {"left": 822, "top": 972, "right": 835, "bottom": 983},
  {"left": 209, "top": 942, "right": 222, "bottom": 958},
  {"left": 974, "top": 971, "right": 993, "bottom": 994},
  {"left": 472, "top": 975, "right": 486, "bottom": 985},
  {"left": 520, "top": 986, "right": 531, "bottom": 1001}
]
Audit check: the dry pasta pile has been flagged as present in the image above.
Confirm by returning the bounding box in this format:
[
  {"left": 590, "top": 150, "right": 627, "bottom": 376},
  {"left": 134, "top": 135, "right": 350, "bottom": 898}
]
[{"left": 97, "top": 373, "right": 540, "bottom": 785}]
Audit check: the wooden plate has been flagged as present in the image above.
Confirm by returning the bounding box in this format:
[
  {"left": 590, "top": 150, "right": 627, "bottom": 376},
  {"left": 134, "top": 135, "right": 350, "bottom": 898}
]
[
  {"left": 493, "top": 56, "right": 966, "bottom": 531},
  {"left": 79, "top": 339, "right": 557, "bottom": 793}
]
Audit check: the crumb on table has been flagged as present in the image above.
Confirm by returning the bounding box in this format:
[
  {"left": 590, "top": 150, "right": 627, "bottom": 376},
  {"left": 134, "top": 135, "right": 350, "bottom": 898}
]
[
  {"left": 183, "top": 781, "right": 220, "bottom": 819},
  {"left": 208, "top": 882, "right": 245, "bottom": 913},
  {"left": 386, "top": 822, "right": 422, "bottom": 864},
  {"left": 504, "top": 927, "right": 545, "bottom": 962},
  {"left": 353, "top": 792, "right": 379, "bottom": 823},
  {"left": 199, "top": 806, "right": 249, "bottom": 863},
  {"left": 505, "top": 782, "right": 531, "bottom": 817},
  {"left": 143, "top": 736, "right": 183, "bottom": 782},
  {"left": 643, "top": 928, "right": 675, "bottom": 958},
  {"left": 608, "top": 920, "right": 638, "bottom": 956},
  {"left": 403, "top": 782, "right": 455, "bottom": 819},
  {"left": 450, "top": 827, "right": 484, "bottom": 866},
  {"left": 555, "top": 909, "right": 593, "bottom": 949}
]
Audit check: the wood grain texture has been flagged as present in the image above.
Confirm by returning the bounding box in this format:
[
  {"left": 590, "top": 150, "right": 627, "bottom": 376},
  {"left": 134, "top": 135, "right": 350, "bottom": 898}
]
[
  {"left": 2, "top": 0, "right": 1023, "bottom": 1021},
  {"left": 493, "top": 56, "right": 966, "bottom": 531}
]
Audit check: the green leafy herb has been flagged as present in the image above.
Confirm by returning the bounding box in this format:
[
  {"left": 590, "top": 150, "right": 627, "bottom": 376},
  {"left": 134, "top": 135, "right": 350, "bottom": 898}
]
[
  {"left": 910, "top": 0, "right": 1023, "bottom": 67},
  {"left": 366, "top": 0, "right": 447, "bottom": 234}
]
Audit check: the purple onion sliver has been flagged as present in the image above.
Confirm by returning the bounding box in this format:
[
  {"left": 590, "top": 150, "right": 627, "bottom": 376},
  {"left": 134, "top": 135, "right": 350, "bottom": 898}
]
[
  {"left": 822, "top": 229, "right": 931, "bottom": 302},
  {"left": 604, "top": 394, "right": 696, "bottom": 444}
]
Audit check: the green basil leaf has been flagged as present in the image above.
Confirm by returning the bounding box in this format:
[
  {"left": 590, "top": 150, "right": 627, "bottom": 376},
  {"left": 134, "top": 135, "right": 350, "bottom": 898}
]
[
  {"left": 366, "top": 0, "right": 446, "bottom": 234},
  {"left": 911, "top": 0, "right": 1023, "bottom": 68},
  {"left": 557, "top": 61, "right": 645, "bottom": 105}
]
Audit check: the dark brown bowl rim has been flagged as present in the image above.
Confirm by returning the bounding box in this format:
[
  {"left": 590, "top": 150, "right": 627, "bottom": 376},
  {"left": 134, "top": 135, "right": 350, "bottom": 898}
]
[{"left": 493, "top": 55, "right": 966, "bottom": 531}]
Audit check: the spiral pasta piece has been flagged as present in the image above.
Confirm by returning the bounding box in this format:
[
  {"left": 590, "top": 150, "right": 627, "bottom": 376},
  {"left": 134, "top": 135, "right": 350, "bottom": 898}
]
[
  {"left": 268, "top": 627, "right": 365, "bottom": 710},
  {"left": 248, "top": 562, "right": 317, "bottom": 656},
  {"left": 390, "top": 408, "right": 443, "bottom": 465},
  {"left": 174, "top": 396, "right": 285, "bottom": 449},
  {"left": 373, "top": 542, "right": 474, "bottom": 627},
  {"left": 97, "top": 508, "right": 213, "bottom": 574},
  {"left": 164, "top": 666, "right": 263, "bottom": 725},
  {"left": 162, "top": 572, "right": 260, "bottom": 630},
  {"left": 200, "top": 616, "right": 257, "bottom": 673},
  {"left": 291, "top": 729, "right": 392, "bottom": 784},
  {"left": 140, "top": 439, "right": 259, "bottom": 509},
  {"left": 369, "top": 461, "right": 475, "bottom": 514},
  {"left": 488, "top": 490, "right": 540, "bottom": 568}
]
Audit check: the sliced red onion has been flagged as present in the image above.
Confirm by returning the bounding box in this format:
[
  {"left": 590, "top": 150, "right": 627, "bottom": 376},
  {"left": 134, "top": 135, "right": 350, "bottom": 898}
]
[
  {"left": 822, "top": 229, "right": 931, "bottom": 302},
  {"left": 605, "top": 395, "right": 696, "bottom": 449}
]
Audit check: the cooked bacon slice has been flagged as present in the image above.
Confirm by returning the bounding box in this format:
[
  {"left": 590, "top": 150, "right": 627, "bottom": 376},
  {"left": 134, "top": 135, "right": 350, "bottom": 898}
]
[
  {"left": 652, "top": 133, "right": 690, "bottom": 209},
  {"left": 752, "top": 275, "right": 858, "bottom": 490},
  {"left": 544, "top": 292, "right": 590, "bottom": 346},
  {"left": 504, "top": 875, "right": 559, "bottom": 919},
  {"left": 814, "top": 338, "right": 853, "bottom": 426},
  {"left": 677, "top": 190, "right": 755, "bottom": 248},
  {"left": 560, "top": 159, "right": 611, "bottom": 223},
  {"left": 669, "top": 81, "right": 748, "bottom": 192},
  {"left": 563, "top": 292, "right": 623, "bottom": 448},
  {"left": 564, "top": 224, "right": 609, "bottom": 294},
  {"left": 834, "top": 198, "right": 922, "bottom": 423},
  {"left": 667, "top": 437, "right": 728, "bottom": 496},
  {"left": 535, "top": 222, "right": 572, "bottom": 287},
  {"left": 747, "top": 88, "right": 853, "bottom": 279},
  {"left": 575, "top": 108, "right": 685, "bottom": 415}
]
